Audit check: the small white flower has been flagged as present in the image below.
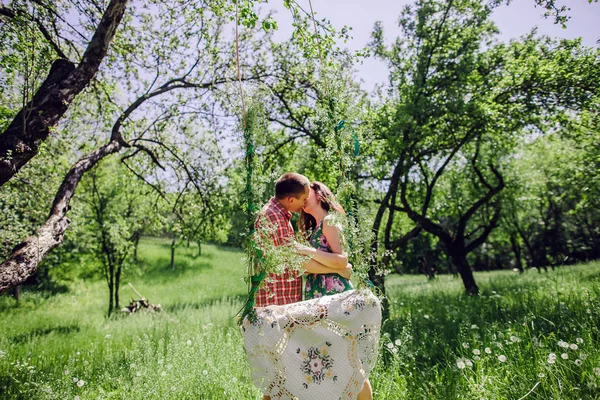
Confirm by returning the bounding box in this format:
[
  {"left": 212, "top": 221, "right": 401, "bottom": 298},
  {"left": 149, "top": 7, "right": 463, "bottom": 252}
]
[
  {"left": 158, "top": 359, "right": 163, "bottom": 365},
  {"left": 456, "top": 359, "right": 466, "bottom": 369},
  {"left": 392, "top": 347, "right": 398, "bottom": 354},
  {"left": 538, "top": 373, "right": 545, "bottom": 378},
  {"left": 558, "top": 340, "right": 569, "bottom": 349},
  {"left": 575, "top": 359, "right": 582, "bottom": 366},
  {"left": 394, "top": 339, "right": 401, "bottom": 346},
  {"left": 580, "top": 353, "right": 587, "bottom": 360},
  {"left": 64, "top": 370, "right": 70, "bottom": 375},
  {"left": 202, "top": 370, "right": 209, "bottom": 376},
  {"left": 462, "top": 343, "right": 470, "bottom": 349},
  {"left": 587, "top": 309, "right": 592, "bottom": 314},
  {"left": 473, "top": 356, "right": 480, "bottom": 361},
  {"left": 593, "top": 367, "right": 600, "bottom": 376},
  {"left": 130, "top": 363, "right": 136, "bottom": 369},
  {"left": 471, "top": 324, "right": 478, "bottom": 329},
  {"left": 473, "top": 349, "right": 481, "bottom": 355},
  {"left": 77, "top": 380, "right": 85, "bottom": 387},
  {"left": 570, "top": 343, "right": 578, "bottom": 350},
  {"left": 510, "top": 335, "right": 519, "bottom": 343},
  {"left": 186, "top": 340, "right": 192, "bottom": 346},
  {"left": 465, "top": 359, "right": 473, "bottom": 367},
  {"left": 73, "top": 377, "right": 78, "bottom": 383},
  {"left": 75, "top": 396, "right": 80, "bottom": 400},
  {"left": 387, "top": 343, "right": 394, "bottom": 349},
  {"left": 161, "top": 371, "right": 166, "bottom": 376},
  {"left": 136, "top": 372, "right": 141, "bottom": 377},
  {"left": 0, "top": 350, "right": 5, "bottom": 359},
  {"left": 498, "top": 355, "right": 507, "bottom": 362},
  {"left": 485, "top": 347, "right": 492, "bottom": 354},
  {"left": 167, "top": 364, "right": 173, "bottom": 370},
  {"left": 424, "top": 314, "right": 430, "bottom": 319},
  {"left": 576, "top": 338, "right": 584, "bottom": 344},
  {"left": 561, "top": 353, "right": 568, "bottom": 360},
  {"left": 104, "top": 334, "right": 112, "bottom": 339}
]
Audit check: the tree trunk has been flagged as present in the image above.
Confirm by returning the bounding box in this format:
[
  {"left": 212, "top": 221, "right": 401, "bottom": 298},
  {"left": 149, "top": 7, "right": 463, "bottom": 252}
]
[
  {"left": 170, "top": 239, "right": 176, "bottom": 270},
  {"left": 12, "top": 285, "right": 20, "bottom": 302},
  {"left": 132, "top": 231, "right": 141, "bottom": 262},
  {"left": 197, "top": 240, "right": 202, "bottom": 257},
  {"left": 115, "top": 263, "right": 122, "bottom": 310},
  {"left": 0, "top": 140, "right": 122, "bottom": 294},
  {"left": 0, "top": 0, "right": 129, "bottom": 187},
  {"left": 451, "top": 253, "right": 479, "bottom": 295},
  {"left": 510, "top": 233, "right": 524, "bottom": 273},
  {"left": 108, "top": 264, "right": 114, "bottom": 316}
]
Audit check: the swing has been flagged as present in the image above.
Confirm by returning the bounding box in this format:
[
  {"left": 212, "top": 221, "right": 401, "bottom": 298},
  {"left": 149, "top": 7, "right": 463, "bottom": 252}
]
[{"left": 234, "top": 2, "right": 382, "bottom": 399}]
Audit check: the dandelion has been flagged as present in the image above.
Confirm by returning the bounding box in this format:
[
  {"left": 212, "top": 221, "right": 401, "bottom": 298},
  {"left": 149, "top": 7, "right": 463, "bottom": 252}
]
[
  {"left": 75, "top": 397, "right": 80, "bottom": 400},
  {"left": 587, "top": 309, "right": 592, "bottom": 314},
  {"left": 485, "top": 347, "right": 492, "bottom": 354},
  {"left": 130, "top": 363, "right": 136, "bottom": 369},
  {"left": 0, "top": 350, "right": 5, "bottom": 359},
  {"left": 594, "top": 367, "right": 600, "bottom": 376},
  {"left": 547, "top": 353, "right": 557, "bottom": 364},
  {"left": 473, "top": 356, "right": 480, "bottom": 361},
  {"left": 424, "top": 314, "right": 430, "bottom": 319},
  {"left": 538, "top": 373, "right": 545, "bottom": 378},
  {"left": 465, "top": 359, "right": 473, "bottom": 367},
  {"left": 471, "top": 324, "right": 478, "bottom": 329},
  {"left": 575, "top": 359, "right": 582, "bottom": 366},
  {"left": 462, "top": 343, "right": 470, "bottom": 349},
  {"left": 136, "top": 372, "right": 141, "bottom": 377},
  {"left": 186, "top": 340, "right": 192, "bottom": 346},
  {"left": 167, "top": 364, "right": 173, "bottom": 370},
  {"left": 77, "top": 380, "right": 85, "bottom": 387},
  {"left": 386, "top": 343, "right": 394, "bottom": 349},
  {"left": 73, "top": 378, "right": 78, "bottom": 383},
  {"left": 392, "top": 347, "right": 398, "bottom": 354},
  {"left": 498, "top": 355, "right": 507, "bottom": 362},
  {"left": 161, "top": 371, "right": 166, "bottom": 376},
  {"left": 576, "top": 338, "right": 584, "bottom": 344},
  {"left": 580, "top": 353, "right": 587, "bottom": 360},
  {"left": 202, "top": 370, "right": 209, "bottom": 376},
  {"left": 394, "top": 339, "right": 401, "bottom": 346},
  {"left": 64, "top": 370, "right": 70, "bottom": 375},
  {"left": 569, "top": 343, "right": 578, "bottom": 351},
  {"left": 104, "top": 334, "right": 112, "bottom": 339},
  {"left": 510, "top": 335, "right": 519, "bottom": 343},
  {"left": 561, "top": 353, "right": 568, "bottom": 360},
  {"left": 456, "top": 359, "right": 466, "bottom": 369},
  {"left": 473, "top": 349, "right": 481, "bottom": 355},
  {"left": 158, "top": 359, "right": 163, "bottom": 365},
  {"left": 558, "top": 340, "right": 569, "bottom": 349}
]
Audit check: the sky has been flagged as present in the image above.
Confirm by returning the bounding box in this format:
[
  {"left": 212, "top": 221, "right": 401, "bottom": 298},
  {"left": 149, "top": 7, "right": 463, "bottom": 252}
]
[{"left": 267, "top": 0, "right": 600, "bottom": 93}]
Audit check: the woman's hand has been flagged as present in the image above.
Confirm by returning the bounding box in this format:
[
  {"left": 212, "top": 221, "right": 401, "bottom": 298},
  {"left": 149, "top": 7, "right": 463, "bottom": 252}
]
[{"left": 295, "top": 243, "right": 316, "bottom": 256}]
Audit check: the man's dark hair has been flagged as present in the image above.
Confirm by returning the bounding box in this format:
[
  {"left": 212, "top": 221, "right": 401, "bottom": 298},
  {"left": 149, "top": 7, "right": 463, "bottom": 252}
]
[{"left": 275, "top": 173, "right": 309, "bottom": 199}]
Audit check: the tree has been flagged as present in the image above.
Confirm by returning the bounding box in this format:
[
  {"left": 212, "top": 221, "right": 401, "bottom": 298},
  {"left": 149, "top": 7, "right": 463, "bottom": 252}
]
[{"left": 368, "top": 0, "right": 599, "bottom": 293}]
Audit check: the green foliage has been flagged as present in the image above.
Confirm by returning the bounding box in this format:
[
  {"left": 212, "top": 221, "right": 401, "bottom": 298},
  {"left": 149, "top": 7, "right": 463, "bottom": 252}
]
[{"left": 1, "top": 240, "right": 599, "bottom": 398}]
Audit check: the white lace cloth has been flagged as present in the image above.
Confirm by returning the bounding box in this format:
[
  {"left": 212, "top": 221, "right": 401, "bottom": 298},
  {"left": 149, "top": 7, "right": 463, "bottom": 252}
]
[{"left": 242, "top": 290, "right": 381, "bottom": 400}]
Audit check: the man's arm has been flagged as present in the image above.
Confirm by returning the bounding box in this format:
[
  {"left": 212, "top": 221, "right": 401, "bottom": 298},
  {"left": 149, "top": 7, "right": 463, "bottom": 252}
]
[{"left": 304, "top": 258, "right": 352, "bottom": 280}]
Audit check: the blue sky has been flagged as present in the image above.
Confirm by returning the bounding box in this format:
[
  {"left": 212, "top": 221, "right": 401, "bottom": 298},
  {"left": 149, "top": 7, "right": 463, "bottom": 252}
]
[{"left": 268, "top": 0, "right": 600, "bottom": 92}]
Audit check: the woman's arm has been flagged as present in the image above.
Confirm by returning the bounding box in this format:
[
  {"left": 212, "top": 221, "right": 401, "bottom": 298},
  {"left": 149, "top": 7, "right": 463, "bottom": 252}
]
[
  {"left": 296, "top": 216, "right": 348, "bottom": 269},
  {"left": 304, "top": 258, "right": 352, "bottom": 279}
]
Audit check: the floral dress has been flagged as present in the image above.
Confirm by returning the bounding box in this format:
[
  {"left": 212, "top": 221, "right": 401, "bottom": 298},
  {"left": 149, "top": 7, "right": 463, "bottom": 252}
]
[{"left": 305, "top": 220, "right": 353, "bottom": 299}]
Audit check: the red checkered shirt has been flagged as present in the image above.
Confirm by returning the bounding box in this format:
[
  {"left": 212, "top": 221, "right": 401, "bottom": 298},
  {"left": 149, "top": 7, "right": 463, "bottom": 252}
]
[{"left": 254, "top": 197, "right": 302, "bottom": 307}]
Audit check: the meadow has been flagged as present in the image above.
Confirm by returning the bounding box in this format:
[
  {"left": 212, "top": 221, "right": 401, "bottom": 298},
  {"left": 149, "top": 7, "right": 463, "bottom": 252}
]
[{"left": 1, "top": 237, "right": 599, "bottom": 399}]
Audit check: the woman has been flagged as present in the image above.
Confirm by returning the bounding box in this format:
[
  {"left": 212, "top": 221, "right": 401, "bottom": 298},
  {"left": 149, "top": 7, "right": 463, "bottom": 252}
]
[{"left": 297, "top": 181, "right": 373, "bottom": 400}]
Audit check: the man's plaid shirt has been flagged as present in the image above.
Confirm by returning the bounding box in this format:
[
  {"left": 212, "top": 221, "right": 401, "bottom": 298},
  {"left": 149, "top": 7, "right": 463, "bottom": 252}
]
[{"left": 254, "top": 197, "right": 302, "bottom": 307}]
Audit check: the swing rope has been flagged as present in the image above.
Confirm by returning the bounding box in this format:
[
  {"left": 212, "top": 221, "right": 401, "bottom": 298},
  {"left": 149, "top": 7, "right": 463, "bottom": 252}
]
[{"left": 237, "top": 1, "right": 366, "bottom": 324}]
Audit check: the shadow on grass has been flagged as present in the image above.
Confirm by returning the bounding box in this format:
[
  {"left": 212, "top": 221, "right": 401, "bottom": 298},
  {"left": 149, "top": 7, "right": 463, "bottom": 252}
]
[
  {"left": 10, "top": 324, "right": 81, "bottom": 344},
  {"left": 163, "top": 294, "right": 246, "bottom": 313}
]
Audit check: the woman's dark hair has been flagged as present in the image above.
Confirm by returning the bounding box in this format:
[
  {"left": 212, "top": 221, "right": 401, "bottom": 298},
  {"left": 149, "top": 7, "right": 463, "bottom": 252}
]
[
  {"left": 275, "top": 172, "right": 310, "bottom": 199},
  {"left": 299, "top": 181, "right": 345, "bottom": 235}
]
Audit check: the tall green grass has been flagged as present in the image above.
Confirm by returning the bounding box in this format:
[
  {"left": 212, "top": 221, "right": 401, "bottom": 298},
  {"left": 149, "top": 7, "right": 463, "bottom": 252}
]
[{"left": 1, "top": 237, "right": 599, "bottom": 399}]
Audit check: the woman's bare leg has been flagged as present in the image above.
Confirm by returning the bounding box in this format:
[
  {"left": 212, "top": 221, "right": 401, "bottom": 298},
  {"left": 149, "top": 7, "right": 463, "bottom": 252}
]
[{"left": 357, "top": 379, "right": 372, "bottom": 400}]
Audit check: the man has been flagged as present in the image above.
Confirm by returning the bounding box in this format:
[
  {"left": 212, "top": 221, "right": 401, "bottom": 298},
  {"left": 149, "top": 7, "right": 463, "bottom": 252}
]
[{"left": 254, "top": 172, "right": 351, "bottom": 308}]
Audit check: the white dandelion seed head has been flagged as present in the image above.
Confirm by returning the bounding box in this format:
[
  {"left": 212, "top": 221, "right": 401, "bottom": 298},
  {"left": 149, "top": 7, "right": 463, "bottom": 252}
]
[
  {"left": 465, "top": 359, "right": 473, "bottom": 367},
  {"left": 485, "top": 347, "right": 492, "bottom": 354},
  {"left": 498, "top": 355, "right": 507, "bottom": 362},
  {"left": 593, "top": 367, "right": 600, "bottom": 376},
  {"left": 586, "top": 309, "right": 592, "bottom": 314},
  {"left": 202, "top": 370, "right": 209, "bottom": 376},
  {"left": 395, "top": 339, "right": 401, "bottom": 346},
  {"left": 576, "top": 338, "right": 583, "bottom": 344},
  {"left": 77, "top": 380, "right": 85, "bottom": 387},
  {"left": 392, "top": 347, "right": 398, "bottom": 354},
  {"left": 73, "top": 377, "right": 78, "bottom": 383},
  {"left": 462, "top": 343, "right": 470, "bottom": 349},
  {"left": 471, "top": 324, "right": 478, "bottom": 329},
  {"left": 473, "top": 356, "right": 480, "bottom": 361},
  {"left": 136, "top": 372, "right": 142, "bottom": 377},
  {"left": 456, "top": 359, "right": 466, "bottom": 369},
  {"left": 75, "top": 396, "right": 80, "bottom": 400},
  {"left": 580, "top": 353, "right": 587, "bottom": 360},
  {"left": 575, "top": 359, "right": 582, "bottom": 366},
  {"left": 186, "top": 340, "right": 192, "bottom": 346},
  {"left": 161, "top": 371, "right": 166, "bottom": 376},
  {"left": 561, "top": 353, "right": 569, "bottom": 360},
  {"left": 570, "top": 343, "right": 578, "bottom": 350},
  {"left": 510, "top": 335, "right": 519, "bottom": 343},
  {"left": 473, "top": 349, "right": 481, "bottom": 355},
  {"left": 424, "top": 314, "right": 430, "bottom": 319},
  {"left": 64, "top": 370, "right": 70, "bottom": 375},
  {"left": 158, "top": 359, "right": 163, "bottom": 365},
  {"left": 130, "top": 363, "right": 136, "bottom": 369},
  {"left": 538, "top": 373, "right": 545, "bottom": 378},
  {"left": 558, "top": 340, "right": 569, "bottom": 349},
  {"left": 387, "top": 343, "right": 394, "bottom": 349}
]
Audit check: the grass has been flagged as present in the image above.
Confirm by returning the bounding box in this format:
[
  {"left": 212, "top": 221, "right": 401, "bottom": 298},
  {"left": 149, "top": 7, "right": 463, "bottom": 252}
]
[{"left": 1, "top": 237, "right": 599, "bottom": 399}]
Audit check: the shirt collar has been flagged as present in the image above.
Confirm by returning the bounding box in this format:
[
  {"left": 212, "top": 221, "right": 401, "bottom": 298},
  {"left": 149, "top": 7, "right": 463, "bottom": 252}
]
[{"left": 269, "top": 197, "right": 292, "bottom": 220}]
